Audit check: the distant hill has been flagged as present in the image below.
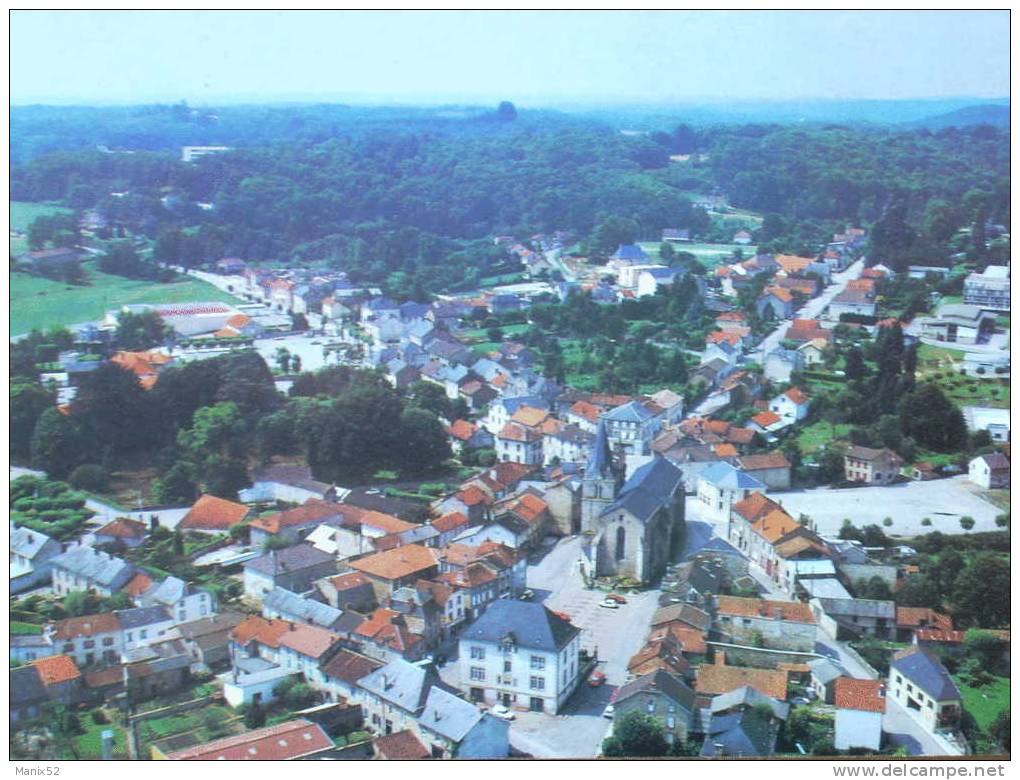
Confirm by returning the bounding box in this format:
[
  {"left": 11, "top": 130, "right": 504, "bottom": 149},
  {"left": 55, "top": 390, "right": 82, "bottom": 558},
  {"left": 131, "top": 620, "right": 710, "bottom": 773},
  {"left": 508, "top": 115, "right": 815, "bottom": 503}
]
[{"left": 909, "top": 103, "right": 1010, "bottom": 129}]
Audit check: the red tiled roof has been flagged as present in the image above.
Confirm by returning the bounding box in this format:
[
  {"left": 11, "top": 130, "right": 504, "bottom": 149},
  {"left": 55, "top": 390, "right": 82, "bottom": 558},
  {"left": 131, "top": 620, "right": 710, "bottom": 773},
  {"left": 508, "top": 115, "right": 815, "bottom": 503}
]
[
  {"left": 455, "top": 485, "right": 493, "bottom": 507},
  {"left": 762, "top": 286, "right": 793, "bottom": 303},
  {"left": 180, "top": 494, "right": 250, "bottom": 531},
  {"left": 51, "top": 613, "right": 120, "bottom": 640},
  {"left": 498, "top": 422, "right": 542, "bottom": 443},
  {"left": 122, "top": 572, "right": 154, "bottom": 597},
  {"left": 32, "top": 655, "right": 82, "bottom": 686},
  {"left": 328, "top": 572, "right": 370, "bottom": 591},
  {"left": 348, "top": 544, "right": 439, "bottom": 582},
  {"left": 230, "top": 616, "right": 292, "bottom": 649},
  {"left": 375, "top": 730, "right": 430, "bottom": 760},
  {"left": 501, "top": 493, "right": 548, "bottom": 524},
  {"left": 915, "top": 629, "right": 966, "bottom": 644},
  {"left": 568, "top": 400, "right": 600, "bottom": 423},
  {"left": 249, "top": 499, "right": 339, "bottom": 534},
  {"left": 737, "top": 452, "right": 791, "bottom": 471},
  {"left": 510, "top": 406, "right": 550, "bottom": 429},
  {"left": 448, "top": 419, "right": 477, "bottom": 441},
  {"left": 278, "top": 624, "right": 341, "bottom": 659},
  {"left": 166, "top": 719, "right": 332, "bottom": 760},
  {"left": 431, "top": 511, "right": 470, "bottom": 534},
  {"left": 784, "top": 387, "right": 810, "bottom": 405},
  {"left": 321, "top": 648, "right": 382, "bottom": 685},
  {"left": 751, "top": 411, "right": 782, "bottom": 428},
  {"left": 834, "top": 678, "right": 886, "bottom": 713},
  {"left": 95, "top": 517, "right": 148, "bottom": 539},
  {"left": 731, "top": 492, "right": 783, "bottom": 523},
  {"left": 696, "top": 663, "right": 788, "bottom": 700},
  {"left": 895, "top": 607, "right": 952, "bottom": 630},
  {"left": 358, "top": 511, "right": 417, "bottom": 535},
  {"left": 751, "top": 509, "right": 802, "bottom": 544},
  {"left": 706, "top": 330, "right": 743, "bottom": 345},
  {"left": 716, "top": 596, "right": 815, "bottom": 624}
]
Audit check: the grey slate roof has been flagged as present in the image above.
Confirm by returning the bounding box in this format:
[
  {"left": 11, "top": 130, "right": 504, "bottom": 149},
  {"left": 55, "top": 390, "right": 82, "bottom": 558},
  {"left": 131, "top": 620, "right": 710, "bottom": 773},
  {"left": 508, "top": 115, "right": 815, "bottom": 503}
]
[
  {"left": 710, "top": 685, "right": 790, "bottom": 720},
  {"left": 699, "top": 462, "right": 766, "bottom": 491},
  {"left": 244, "top": 543, "right": 335, "bottom": 576},
  {"left": 263, "top": 586, "right": 341, "bottom": 623},
  {"left": 10, "top": 527, "right": 60, "bottom": 561},
  {"left": 604, "top": 457, "right": 684, "bottom": 524},
  {"left": 50, "top": 546, "right": 135, "bottom": 589},
  {"left": 586, "top": 420, "right": 615, "bottom": 479},
  {"left": 115, "top": 606, "right": 172, "bottom": 630},
  {"left": 357, "top": 658, "right": 443, "bottom": 715},
  {"left": 615, "top": 669, "right": 696, "bottom": 711},
  {"left": 460, "top": 600, "right": 579, "bottom": 652},
  {"left": 700, "top": 709, "right": 778, "bottom": 757},
  {"left": 10, "top": 665, "right": 48, "bottom": 707},
  {"left": 612, "top": 244, "right": 649, "bottom": 262},
  {"left": 418, "top": 686, "right": 483, "bottom": 742},
  {"left": 807, "top": 658, "right": 846, "bottom": 687},
  {"left": 816, "top": 598, "right": 896, "bottom": 619},
  {"left": 140, "top": 576, "right": 190, "bottom": 607},
  {"left": 603, "top": 400, "right": 654, "bottom": 423},
  {"left": 891, "top": 649, "right": 961, "bottom": 701}
]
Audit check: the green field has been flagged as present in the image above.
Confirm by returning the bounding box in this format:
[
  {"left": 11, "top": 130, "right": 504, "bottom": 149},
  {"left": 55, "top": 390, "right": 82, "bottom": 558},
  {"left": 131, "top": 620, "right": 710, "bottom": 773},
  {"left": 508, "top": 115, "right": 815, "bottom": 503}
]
[
  {"left": 11, "top": 261, "right": 240, "bottom": 335},
  {"left": 638, "top": 241, "right": 757, "bottom": 269},
  {"left": 10, "top": 201, "right": 74, "bottom": 256},
  {"left": 915, "top": 344, "right": 1009, "bottom": 409},
  {"left": 796, "top": 421, "right": 853, "bottom": 455},
  {"left": 958, "top": 676, "right": 1010, "bottom": 732}
]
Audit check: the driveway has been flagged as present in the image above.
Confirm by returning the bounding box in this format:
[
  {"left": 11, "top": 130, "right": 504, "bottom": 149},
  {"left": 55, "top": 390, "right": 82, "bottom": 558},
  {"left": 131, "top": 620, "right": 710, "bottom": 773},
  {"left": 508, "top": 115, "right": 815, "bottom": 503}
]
[
  {"left": 884, "top": 698, "right": 960, "bottom": 756},
  {"left": 771, "top": 476, "right": 1002, "bottom": 536}
]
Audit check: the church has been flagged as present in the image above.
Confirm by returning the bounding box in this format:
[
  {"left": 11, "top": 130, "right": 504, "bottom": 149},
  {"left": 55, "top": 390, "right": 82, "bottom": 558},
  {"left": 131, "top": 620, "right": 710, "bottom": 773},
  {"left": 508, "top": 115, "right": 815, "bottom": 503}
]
[{"left": 579, "top": 421, "right": 686, "bottom": 584}]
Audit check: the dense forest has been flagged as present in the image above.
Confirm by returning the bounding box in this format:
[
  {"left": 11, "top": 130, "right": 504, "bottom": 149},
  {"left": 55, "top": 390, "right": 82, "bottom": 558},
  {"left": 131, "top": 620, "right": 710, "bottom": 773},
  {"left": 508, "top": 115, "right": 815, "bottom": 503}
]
[{"left": 10, "top": 102, "right": 1010, "bottom": 294}]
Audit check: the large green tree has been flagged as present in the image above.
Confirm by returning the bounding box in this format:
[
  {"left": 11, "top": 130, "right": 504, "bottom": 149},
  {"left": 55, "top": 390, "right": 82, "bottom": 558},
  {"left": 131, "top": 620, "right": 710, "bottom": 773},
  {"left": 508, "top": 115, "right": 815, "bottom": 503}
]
[{"left": 601, "top": 711, "right": 670, "bottom": 758}]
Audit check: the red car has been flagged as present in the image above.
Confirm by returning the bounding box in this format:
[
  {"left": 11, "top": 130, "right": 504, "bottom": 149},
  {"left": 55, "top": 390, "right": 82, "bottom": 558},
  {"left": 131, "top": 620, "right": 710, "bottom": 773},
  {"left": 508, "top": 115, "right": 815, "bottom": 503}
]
[
  {"left": 588, "top": 670, "right": 607, "bottom": 687},
  {"left": 605, "top": 594, "right": 628, "bottom": 604}
]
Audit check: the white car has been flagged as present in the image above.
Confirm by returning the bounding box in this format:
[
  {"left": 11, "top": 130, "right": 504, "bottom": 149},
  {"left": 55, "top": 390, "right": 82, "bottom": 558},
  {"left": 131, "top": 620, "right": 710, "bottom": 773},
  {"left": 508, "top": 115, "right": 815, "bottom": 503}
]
[
  {"left": 490, "top": 704, "right": 516, "bottom": 721},
  {"left": 602, "top": 705, "right": 615, "bottom": 719},
  {"left": 598, "top": 599, "right": 619, "bottom": 609}
]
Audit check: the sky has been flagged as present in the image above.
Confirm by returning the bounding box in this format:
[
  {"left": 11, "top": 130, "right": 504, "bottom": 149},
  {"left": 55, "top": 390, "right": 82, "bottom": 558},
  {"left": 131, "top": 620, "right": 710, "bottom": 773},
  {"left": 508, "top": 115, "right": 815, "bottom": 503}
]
[{"left": 9, "top": 10, "right": 1011, "bottom": 106}]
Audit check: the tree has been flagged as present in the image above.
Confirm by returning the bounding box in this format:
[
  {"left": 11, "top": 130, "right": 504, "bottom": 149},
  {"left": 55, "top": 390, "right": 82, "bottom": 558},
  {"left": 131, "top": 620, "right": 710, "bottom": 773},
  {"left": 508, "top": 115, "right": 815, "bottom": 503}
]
[
  {"left": 898, "top": 383, "right": 967, "bottom": 452},
  {"left": 989, "top": 710, "right": 1010, "bottom": 753},
  {"left": 843, "top": 348, "right": 867, "bottom": 381},
  {"left": 69, "top": 464, "right": 109, "bottom": 492},
  {"left": 959, "top": 516, "right": 975, "bottom": 531},
  {"left": 30, "top": 407, "right": 88, "bottom": 478},
  {"left": 10, "top": 380, "right": 55, "bottom": 457},
  {"left": 397, "top": 408, "right": 453, "bottom": 472},
  {"left": 275, "top": 347, "right": 292, "bottom": 374},
  {"left": 244, "top": 700, "right": 267, "bottom": 729},
  {"left": 63, "top": 590, "right": 102, "bottom": 617},
  {"left": 116, "top": 310, "right": 171, "bottom": 350},
  {"left": 496, "top": 101, "right": 517, "bottom": 122},
  {"left": 152, "top": 462, "right": 198, "bottom": 504},
  {"left": 406, "top": 380, "right": 452, "bottom": 419},
  {"left": 951, "top": 553, "right": 1010, "bottom": 628},
  {"left": 72, "top": 362, "right": 154, "bottom": 455},
  {"left": 601, "top": 711, "right": 669, "bottom": 757}
]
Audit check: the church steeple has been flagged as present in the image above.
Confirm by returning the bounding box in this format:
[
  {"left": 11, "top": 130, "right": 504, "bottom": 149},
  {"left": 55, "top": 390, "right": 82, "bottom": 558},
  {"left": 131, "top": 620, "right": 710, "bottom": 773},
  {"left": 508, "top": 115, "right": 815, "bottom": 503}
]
[
  {"left": 587, "top": 419, "right": 615, "bottom": 479},
  {"left": 581, "top": 419, "right": 621, "bottom": 532}
]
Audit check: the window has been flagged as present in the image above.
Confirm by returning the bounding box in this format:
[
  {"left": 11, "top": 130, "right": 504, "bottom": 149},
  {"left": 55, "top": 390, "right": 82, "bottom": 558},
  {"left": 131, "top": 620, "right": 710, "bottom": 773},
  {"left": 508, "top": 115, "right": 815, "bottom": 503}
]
[
  {"left": 83, "top": 640, "right": 95, "bottom": 649},
  {"left": 470, "top": 667, "right": 486, "bottom": 682},
  {"left": 667, "top": 716, "right": 676, "bottom": 729},
  {"left": 529, "top": 676, "right": 545, "bottom": 691},
  {"left": 530, "top": 655, "right": 545, "bottom": 671},
  {"left": 126, "top": 632, "right": 133, "bottom": 642},
  {"left": 504, "top": 660, "right": 512, "bottom": 673},
  {"left": 140, "top": 630, "right": 148, "bottom": 639},
  {"left": 102, "top": 637, "right": 114, "bottom": 646},
  {"left": 895, "top": 675, "right": 902, "bottom": 685},
  {"left": 62, "top": 643, "right": 74, "bottom": 653},
  {"left": 470, "top": 646, "right": 486, "bottom": 660},
  {"left": 646, "top": 700, "right": 655, "bottom": 713},
  {"left": 615, "top": 526, "right": 626, "bottom": 562}
]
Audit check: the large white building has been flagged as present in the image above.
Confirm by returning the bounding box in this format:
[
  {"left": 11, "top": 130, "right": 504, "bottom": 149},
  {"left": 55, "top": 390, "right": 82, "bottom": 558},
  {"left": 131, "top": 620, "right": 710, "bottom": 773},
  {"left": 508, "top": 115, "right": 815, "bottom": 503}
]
[
  {"left": 963, "top": 265, "right": 1010, "bottom": 311},
  {"left": 458, "top": 600, "right": 581, "bottom": 715}
]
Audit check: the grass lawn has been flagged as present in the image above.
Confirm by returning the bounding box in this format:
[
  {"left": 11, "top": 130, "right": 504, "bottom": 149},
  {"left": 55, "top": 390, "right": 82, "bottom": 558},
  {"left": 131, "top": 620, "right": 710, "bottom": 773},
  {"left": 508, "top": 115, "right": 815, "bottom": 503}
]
[
  {"left": 11, "top": 621, "right": 42, "bottom": 635},
  {"left": 915, "top": 344, "right": 1009, "bottom": 409},
  {"left": 459, "top": 323, "right": 530, "bottom": 343},
  {"left": 10, "top": 201, "right": 74, "bottom": 256},
  {"left": 796, "top": 421, "right": 853, "bottom": 455},
  {"left": 983, "top": 489, "right": 1010, "bottom": 511},
  {"left": 73, "top": 715, "right": 129, "bottom": 760},
  {"left": 638, "top": 240, "right": 757, "bottom": 269},
  {"left": 957, "top": 676, "right": 1010, "bottom": 732},
  {"left": 11, "top": 260, "right": 240, "bottom": 335}
]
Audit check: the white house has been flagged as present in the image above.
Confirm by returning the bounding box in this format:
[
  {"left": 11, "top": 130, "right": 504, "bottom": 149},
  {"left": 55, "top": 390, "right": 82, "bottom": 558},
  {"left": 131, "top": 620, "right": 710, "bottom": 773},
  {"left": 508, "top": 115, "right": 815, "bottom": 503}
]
[
  {"left": 136, "top": 576, "right": 216, "bottom": 624},
  {"left": 458, "top": 600, "right": 581, "bottom": 715},
  {"left": 833, "top": 678, "right": 886, "bottom": 751},
  {"left": 887, "top": 648, "right": 962, "bottom": 737},
  {"left": 769, "top": 387, "right": 811, "bottom": 423},
  {"left": 697, "top": 462, "right": 767, "bottom": 524},
  {"left": 967, "top": 452, "right": 1010, "bottom": 489},
  {"left": 602, "top": 400, "right": 660, "bottom": 456}
]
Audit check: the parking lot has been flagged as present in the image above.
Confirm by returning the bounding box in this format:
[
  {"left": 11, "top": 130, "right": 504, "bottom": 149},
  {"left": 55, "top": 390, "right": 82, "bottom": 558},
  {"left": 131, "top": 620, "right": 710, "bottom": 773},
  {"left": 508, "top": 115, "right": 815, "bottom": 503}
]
[{"left": 772, "top": 476, "right": 1003, "bottom": 536}]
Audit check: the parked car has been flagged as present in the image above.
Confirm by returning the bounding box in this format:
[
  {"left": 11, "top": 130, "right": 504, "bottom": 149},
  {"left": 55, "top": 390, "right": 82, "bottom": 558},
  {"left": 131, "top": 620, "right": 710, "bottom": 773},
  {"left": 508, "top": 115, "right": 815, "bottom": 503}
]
[
  {"left": 490, "top": 704, "right": 516, "bottom": 721},
  {"left": 602, "top": 704, "right": 615, "bottom": 719},
  {"left": 588, "top": 670, "right": 607, "bottom": 687},
  {"left": 598, "top": 599, "right": 619, "bottom": 609},
  {"left": 605, "top": 594, "right": 627, "bottom": 604}
]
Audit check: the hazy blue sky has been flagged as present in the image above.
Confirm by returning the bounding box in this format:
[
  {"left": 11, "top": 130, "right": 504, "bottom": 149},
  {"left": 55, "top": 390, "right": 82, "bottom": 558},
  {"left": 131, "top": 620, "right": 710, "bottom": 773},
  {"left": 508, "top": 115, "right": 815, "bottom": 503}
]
[{"left": 10, "top": 10, "right": 1010, "bottom": 105}]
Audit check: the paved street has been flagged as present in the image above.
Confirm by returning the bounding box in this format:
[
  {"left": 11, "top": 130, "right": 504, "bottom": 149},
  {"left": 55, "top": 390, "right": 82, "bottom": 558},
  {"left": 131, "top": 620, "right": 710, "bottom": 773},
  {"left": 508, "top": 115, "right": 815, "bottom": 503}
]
[
  {"left": 750, "top": 259, "right": 864, "bottom": 364},
  {"left": 771, "top": 475, "right": 1002, "bottom": 536}
]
